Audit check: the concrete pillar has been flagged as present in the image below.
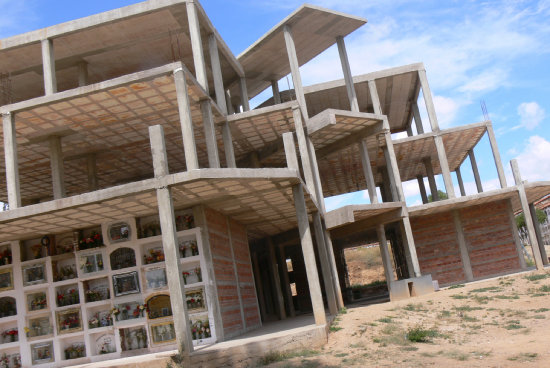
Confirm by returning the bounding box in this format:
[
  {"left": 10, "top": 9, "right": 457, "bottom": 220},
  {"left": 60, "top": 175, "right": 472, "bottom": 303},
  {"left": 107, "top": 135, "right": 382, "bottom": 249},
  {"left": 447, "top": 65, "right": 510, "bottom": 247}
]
[
  {"left": 277, "top": 245, "right": 296, "bottom": 317},
  {"left": 312, "top": 212, "right": 338, "bottom": 315},
  {"left": 225, "top": 90, "right": 235, "bottom": 115},
  {"left": 468, "top": 149, "right": 483, "bottom": 193},
  {"left": 86, "top": 154, "right": 98, "bottom": 191},
  {"left": 452, "top": 210, "right": 473, "bottom": 281},
  {"left": 418, "top": 69, "right": 439, "bottom": 131},
  {"left": 252, "top": 252, "right": 267, "bottom": 322},
  {"left": 267, "top": 238, "right": 287, "bottom": 320},
  {"left": 41, "top": 39, "right": 57, "bottom": 95},
  {"left": 186, "top": 1, "right": 208, "bottom": 92},
  {"left": 239, "top": 78, "right": 250, "bottom": 112},
  {"left": 77, "top": 61, "right": 88, "bottom": 87},
  {"left": 293, "top": 184, "right": 326, "bottom": 326},
  {"left": 406, "top": 125, "right": 413, "bottom": 137},
  {"left": 208, "top": 34, "right": 227, "bottom": 115},
  {"left": 226, "top": 219, "right": 246, "bottom": 328},
  {"left": 379, "top": 167, "right": 392, "bottom": 203},
  {"left": 200, "top": 100, "right": 221, "bottom": 168},
  {"left": 359, "top": 140, "right": 378, "bottom": 204},
  {"left": 417, "top": 175, "right": 428, "bottom": 204},
  {"left": 49, "top": 136, "right": 66, "bottom": 199},
  {"left": 423, "top": 157, "right": 438, "bottom": 201},
  {"left": 455, "top": 167, "right": 466, "bottom": 196},
  {"left": 507, "top": 199, "right": 527, "bottom": 269},
  {"left": 530, "top": 203, "right": 549, "bottom": 265},
  {"left": 383, "top": 144, "right": 400, "bottom": 202},
  {"left": 306, "top": 138, "right": 326, "bottom": 213},
  {"left": 321, "top": 222, "right": 344, "bottom": 310},
  {"left": 271, "top": 80, "right": 281, "bottom": 105},
  {"left": 368, "top": 80, "right": 383, "bottom": 115},
  {"left": 2, "top": 113, "right": 21, "bottom": 209},
  {"left": 222, "top": 122, "right": 236, "bottom": 168},
  {"left": 149, "top": 125, "right": 193, "bottom": 356},
  {"left": 511, "top": 159, "right": 543, "bottom": 270},
  {"left": 336, "top": 36, "right": 359, "bottom": 112},
  {"left": 283, "top": 25, "right": 308, "bottom": 119},
  {"left": 434, "top": 135, "right": 455, "bottom": 198},
  {"left": 412, "top": 102, "right": 424, "bottom": 134},
  {"left": 376, "top": 225, "right": 395, "bottom": 285},
  {"left": 292, "top": 107, "right": 318, "bottom": 201},
  {"left": 486, "top": 123, "right": 507, "bottom": 188},
  {"left": 400, "top": 217, "right": 421, "bottom": 277},
  {"left": 282, "top": 132, "right": 299, "bottom": 172},
  {"left": 174, "top": 68, "right": 199, "bottom": 170}
]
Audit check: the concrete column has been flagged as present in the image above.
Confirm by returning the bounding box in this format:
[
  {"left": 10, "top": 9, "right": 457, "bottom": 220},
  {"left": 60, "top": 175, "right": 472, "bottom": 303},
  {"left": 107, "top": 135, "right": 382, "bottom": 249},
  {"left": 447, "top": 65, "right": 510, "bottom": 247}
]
[
  {"left": 225, "top": 90, "right": 235, "bottom": 115},
  {"left": 367, "top": 80, "right": 383, "bottom": 115},
  {"left": 149, "top": 125, "right": 193, "bottom": 356},
  {"left": 222, "top": 122, "right": 236, "bottom": 168},
  {"left": 277, "top": 245, "right": 296, "bottom": 317},
  {"left": 434, "top": 135, "right": 455, "bottom": 198},
  {"left": 271, "top": 80, "right": 281, "bottom": 105},
  {"left": 400, "top": 217, "right": 421, "bottom": 277},
  {"left": 530, "top": 203, "right": 549, "bottom": 265},
  {"left": 293, "top": 184, "right": 326, "bottom": 326},
  {"left": 507, "top": 199, "right": 527, "bottom": 269},
  {"left": 336, "top": 36, "right": 359, "bottom": 112},
  {"left": 452, "top": 210, "right": 473, "bottom": 281},
  {"left": 267, "top": 238, "right": 287, "bottom": 320},
  {"left": 412, "top": 102, "right": 424, "bottom": 134},
  {"left": 252, "top": 252, "right": 267, "bottom": 322},
  {"left": 49, "top": 136, "right": 66, "bottom": 199},
  {"left": 511, "top": 159, "right": 543, "bottom": 270},
  {"left": 283, "top": 25, "right": 308, "bottom": 119},
  {"left": 200, "top": 100, "right": 221, "bottom": 168},
  {"left": 455, "top": 167, "right": 466, "bottom": 196},
  {"left": 312, "top": 212, "right": 338, "bottom": 315},
  {"left": 376, "top": 225, "right": 395, "bottom": 285},
  {"left": 486, "top": 123, "right": 507, "bottom": 188},
  {"left": 359, "top": 140, "right": 378, "bottom": 204},
  {"left": 208, "top": 34, "right": 227, "bottom": 115},
  {"left": 321, "top": 222, "right": 344, "bottom": 310},
  {"left": 292, "top": 107, "right": 318, "bottom": 201},
  {"left": 406, "top": 125, "right": 413, "bottom": 137},
  {"left": 423, "top": 157, "right": 438, "bottom": 201},
  {"left": 86, "top": 154, "right": 98, "bottom": 191},
  {"left": 382, "top": 142, "right": 400, "bottom": 202},
  {"left": 417, "top": 175, "right": 428, "bottom": 204},
  {"left": 283, "top": 132, "right": 299, "bottom": 172},
  {"left": 186, "top": 1, "right": 208, "bottom": 92},
  {"left": 226, "top": 219, "right": 246, "bottom": 328},
  {"left": 306, "top": 138, "right": 326, "bottom": 213},
  {"left": 239, "top": 78, "right": 250, "bottom": 112},
  {"left": 418, "top": 69, "right": 439, "bottom": 131},
  {"left": 174, "top": 68, "right": 199, "bottom": 170},
  {"left": 77, "top": 61, "right": 88, "bottom": 87},
  {"left": 41, "top": 39, "right": 57, "bottom": 95},
  {"left": 379, "top": 167, "right": 392, "bottom": 203},
  {"left": 469, "top": 149, "right": 483, "bottom": 193},
  {"left": 2, "top": 113, "right": 21, "bottom": 209}
]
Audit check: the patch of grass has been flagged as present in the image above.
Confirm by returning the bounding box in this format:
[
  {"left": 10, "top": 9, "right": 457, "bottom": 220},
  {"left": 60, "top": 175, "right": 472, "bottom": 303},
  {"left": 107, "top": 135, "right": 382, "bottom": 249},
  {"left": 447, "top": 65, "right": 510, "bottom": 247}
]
[
  {"left": 403, "top": 303, "right": 427, "bottom": 312},
  {"left": 406, "top": 326, "right": 439, "bottom": 343},
  {"left": 508, "top": 352, "right": 538, "bottom": 362},
  {"left": 443, "top": 350, "right": 469, "bottom": 361},
  {"left": 257, "top": 350, "right": 320, "bottom": 366},
  {"left": 471, "top": 350, "right": 492, "bottom": 358},
  {"left": 377, "top": 317, "right": 393, "bottom": 323},
  {"left": 451, "top": 294, "right": 468, "bottom": 299},
  {"left": 471, "top": 295, "right": 492, "bottom": 304},
  {"left": 448, "top": 284, "right": 465, "bottom": 289},
  {"left": 504, "top": 320, "right": 525, "bottom": 330},
  {"left": 329, "top": 325, "right": 342, "bottom": 332},
  {"left": 350, "top": 280, "right": 387, "bottom": 289},
  {"left": 494, "top": 294, "right": 519, "bottom": 300},
  {"left": 524, "top": 273, "right": 550, "bottom": 281},
  {"left": 532, "top": 307, "right": 550, "bottom": 313},
  {"left": 438, "top": 310, "right": 451, "bottom": 318},
  {"left": 333, "top": 352, "right": 348, "bottom": 358},
  {"left": 538, "top": 285, "right": 550, "bottom": 293},
  {"left": 470, "top": 286, "right": 501, "bottom": 293},
  {"left": 402, "top": 346, "right": 418, "bottom": 351},
  {"left": 339, "top": 307, "right": 348, "bottom": 314},
  {"left": 533, "top": 315, "right": 546, "bottom": 319},
  {"left": 454, "top": 306, "right": 483, "bottom": 312},
  {"left": 461, "top": 314, "right": 478, "bottom": 322}
]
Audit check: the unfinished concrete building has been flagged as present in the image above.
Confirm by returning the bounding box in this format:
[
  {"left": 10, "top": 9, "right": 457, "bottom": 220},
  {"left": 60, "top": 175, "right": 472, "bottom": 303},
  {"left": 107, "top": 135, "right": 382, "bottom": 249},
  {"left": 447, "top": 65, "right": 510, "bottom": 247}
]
[{"left": 0, "top": 0, "right": 548, "bottom": 366}]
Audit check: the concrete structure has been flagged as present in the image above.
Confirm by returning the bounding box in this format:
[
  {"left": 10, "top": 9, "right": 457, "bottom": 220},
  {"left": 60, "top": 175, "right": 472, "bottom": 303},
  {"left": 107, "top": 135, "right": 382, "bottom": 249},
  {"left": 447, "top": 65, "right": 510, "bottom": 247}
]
[{"left": 0, "top": 1, "right": 548, "bottom": 367}]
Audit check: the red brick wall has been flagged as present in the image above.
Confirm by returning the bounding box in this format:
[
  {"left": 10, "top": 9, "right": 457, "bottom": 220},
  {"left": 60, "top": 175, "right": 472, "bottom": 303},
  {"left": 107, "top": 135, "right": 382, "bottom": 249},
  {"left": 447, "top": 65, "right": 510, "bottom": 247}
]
[{"left": 459, "top": 200, "right": 521, "bottom": 278}]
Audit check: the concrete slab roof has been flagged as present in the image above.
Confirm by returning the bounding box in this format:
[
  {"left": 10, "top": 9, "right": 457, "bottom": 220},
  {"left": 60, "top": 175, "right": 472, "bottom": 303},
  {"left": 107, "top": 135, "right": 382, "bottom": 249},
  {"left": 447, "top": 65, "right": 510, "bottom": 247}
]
[
  {"left": 0, "top": 0, "right": 242, "bottom": 104},
  {"left": 325, "top": 202, "right": 405, "bottom": 230},
  {"left": 523, "top": 182, "right": 550, "bottom": 210},
  {"left": 0, "top": 168, "right": 317, "bottom": 242},
  {"left": 0, "top": 62, "right": 227, "bottom": 203},
  {"left": 234, "top": 4, "right": 367, "bottom": 99}
]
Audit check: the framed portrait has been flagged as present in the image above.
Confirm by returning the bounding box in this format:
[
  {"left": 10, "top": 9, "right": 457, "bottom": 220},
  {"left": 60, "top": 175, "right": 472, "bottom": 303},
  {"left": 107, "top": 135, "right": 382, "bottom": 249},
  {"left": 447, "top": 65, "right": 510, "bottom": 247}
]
[
  {"left": 56, "top": 308, "right": 83, "bottom": 335},
  {"left": 112, "top": 271, "right": 140, "bottom": 297},
  {"left": 108, "top": 222, "right": 131, "bottom": 243},
  {"left": 22, "top": 263, "right": 46, "bottom": 286},
  {"left": 144, "top": 267, "right": 167, "bottom": 290},
  {"left": 27, "top": 315, "right": 53, "bottom": 339},
  {"left": 31, "top": 341, "right": 54, "bottom": 365},
  {"left": 0, "top": 268, "right": 13, "bottom": 292},
  {"left": 26, "top": 291, "right": 48, "bottom": 312},
  {"left": 150, "top": 322, "right": 176, "bottom": 345}
]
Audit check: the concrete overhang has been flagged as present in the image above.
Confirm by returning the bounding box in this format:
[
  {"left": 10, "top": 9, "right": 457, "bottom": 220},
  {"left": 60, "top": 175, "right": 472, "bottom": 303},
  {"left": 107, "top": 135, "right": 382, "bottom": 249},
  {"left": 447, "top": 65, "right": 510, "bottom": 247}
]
[
  {"left": 517, "top": 182, "right": 550, "bottom": 212},
  {"left": 325, "top": 202, "right": 406, "bottom": 230},
  {"left": 0, "top": 0, "right": 243, "bottom": 104},
  {"left": 0, "top": 168, "right": 317, "bottom": 242},
  {"left": 233, "top": 4, "right": 367, "bottom": 101}
]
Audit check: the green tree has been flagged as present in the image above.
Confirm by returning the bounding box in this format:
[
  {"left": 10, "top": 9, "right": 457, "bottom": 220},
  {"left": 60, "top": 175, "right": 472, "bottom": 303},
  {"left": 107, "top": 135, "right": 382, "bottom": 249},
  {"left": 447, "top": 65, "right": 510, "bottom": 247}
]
[
  {"left": 516, "top": 209, "right": 547, "bottom": 229},
  {"left": 427, "top": 190, "right": 448, "bottom": 202}
]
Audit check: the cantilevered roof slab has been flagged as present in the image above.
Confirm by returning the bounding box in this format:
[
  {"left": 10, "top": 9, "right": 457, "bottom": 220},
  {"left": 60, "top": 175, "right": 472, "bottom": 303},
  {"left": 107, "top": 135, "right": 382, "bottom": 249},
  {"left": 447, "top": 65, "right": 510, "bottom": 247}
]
[
  {"left": 0, "top": 168, "right": 317, "bottom": 242},
  {"left": 0, "top": 0, "right": 242, "bottom": 104},
  {"left": 235, "top": 4, "right": 366, "bottom": 100},
  {"left": 325, "top": 202, "right": 405, "bottom": 230}
]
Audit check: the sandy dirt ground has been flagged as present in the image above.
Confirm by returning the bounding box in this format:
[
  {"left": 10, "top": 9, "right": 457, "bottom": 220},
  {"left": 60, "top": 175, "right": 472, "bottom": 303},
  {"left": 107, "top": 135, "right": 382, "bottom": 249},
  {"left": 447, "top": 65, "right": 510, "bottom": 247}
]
[{"left": 262, "top": 269, "right": 550, "bottom": 367}]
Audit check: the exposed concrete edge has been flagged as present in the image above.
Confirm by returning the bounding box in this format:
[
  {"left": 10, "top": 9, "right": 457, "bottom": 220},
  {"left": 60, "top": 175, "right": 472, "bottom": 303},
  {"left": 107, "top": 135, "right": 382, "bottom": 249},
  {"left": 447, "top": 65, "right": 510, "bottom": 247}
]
[
  {"left": 325, "top": 202, "right": 405, "bottom": 229},
  {"left": 226, "top": 101, "right": 297, "bottom": 122},
  {"left": 307, "top": 109, "right": 384, "bottom": 136},
  {"left": 392, "top": 120, "right": 489, "bottom": 145}
]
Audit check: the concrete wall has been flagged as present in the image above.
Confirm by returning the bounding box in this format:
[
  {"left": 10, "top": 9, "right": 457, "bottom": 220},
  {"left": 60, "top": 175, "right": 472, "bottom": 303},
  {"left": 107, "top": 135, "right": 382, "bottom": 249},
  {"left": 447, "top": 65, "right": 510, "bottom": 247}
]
[{"left": 205, "top": 208, "right": 260, "bottom": 339}]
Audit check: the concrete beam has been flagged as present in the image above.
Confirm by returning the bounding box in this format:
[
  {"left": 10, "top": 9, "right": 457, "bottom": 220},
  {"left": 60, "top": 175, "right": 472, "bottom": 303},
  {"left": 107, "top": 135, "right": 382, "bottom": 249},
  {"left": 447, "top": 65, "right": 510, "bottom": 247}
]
[
  {"left": 455, "top": 167, "right": 466, "bottom": 196},
  {"left": 77, "top": 61, "right": 88, "bottom": 87},
  {"left": 423, "top": 157, "right": 438, "bottom": 201},
  {"left": 2, "top": 113, "right": 21, "bottom": 209},
  {"left": 507, "top": 199, "right": 527, "bottom": 269},
  {"left": 469, "top": 149, "right": 483, "bottom": 193},
  {"left": 336, "top": 36, "right": 359, "bottom": 112},
  {"left": 200, "top": 100, "right": 220, "bottom": 168},
  {"left": 41, "top": 39, "right": 57, "bottom": 95},
  {"left": 239, "top": 78, "right": 250, "bottom": 112},
  {"left": 530, "top": 203, "right": 549, "bottom": 265},
  {"left": 322, "top": 221, "right": 344, "bottom": 310},
  {"left": 400, "top": 217, "right": 421, "bottom": 277},
  {"left": 292, "top": 107, "right": 318, "bottom": 201},
  {"left": 272, "top": 80, "right": 282, "bottom": 105},
  {"left": 267, "top": 238, "right": 287, "bottom": 320},
  {"left": 412, "top": 102, "right": 424, "bottom": 134},
  {"left": 486, "top": 123, "right": 507, "bottom": 188},
  {"left": 186, "top": 1, "right": 208, "bottom": 92},
  {"left": 312, "top": 212, "right": 338, "bottom": 315},
  {"left": 383, "top": 134, "right": 403, "bottom": 202},
  {"left": 367, "top": 80, "right": 383, "bottom": 115},
  {"left": 417, "top": 175, "right": 428, "bottom": 204},
  {"left": 418, "top": 69, "right": 439, "bottom": 131},
  {"left": 49, "top": 136, "right": 66, "bottom": 199},
  {"left": 208, "top": 34, "right": 227, "bottom": 115},
  {"left": 511, "top": 159, "right": 543, "bottom": 270},
  {"left": 376, "top": 225, "right": 395, "bottom": 285},
  {"left": 222, "top": 122, "right": 236, "bottom": 168},
  {"left": 359, "top": 140, "right": 379, "bottom": 204},
  {"left": 283, "top": 132, "right": 299, "bottom": 172},
  {"left": 86, "top": 154, "right": 98, "bottom": 191},
  {"left": 174, "top": 68, "right": 199, "bottom": 171},
  {"left": 452, "top": 210, "right": 473, "bottom": 281},
  {"left": 283, "top": 25, "right": 308, "bottom": 119},
  {"left": 307, "top": 138, "right": 326, "bottom": 213},
  {"left": 434, "top": 135, "right": 455, "bottom": 198}
]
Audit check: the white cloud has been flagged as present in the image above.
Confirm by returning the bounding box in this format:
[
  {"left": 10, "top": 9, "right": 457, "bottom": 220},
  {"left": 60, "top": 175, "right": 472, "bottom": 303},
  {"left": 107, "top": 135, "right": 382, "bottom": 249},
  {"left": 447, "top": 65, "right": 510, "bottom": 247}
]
[
  {"left": 433, "top": 95, "right": 460, "bottom": 128},
  {"left": 515, "top": 136, "right": 550, "bottom": 181},
  {"left": 517, "top": 102, "right": 546, "bottom": 130}
]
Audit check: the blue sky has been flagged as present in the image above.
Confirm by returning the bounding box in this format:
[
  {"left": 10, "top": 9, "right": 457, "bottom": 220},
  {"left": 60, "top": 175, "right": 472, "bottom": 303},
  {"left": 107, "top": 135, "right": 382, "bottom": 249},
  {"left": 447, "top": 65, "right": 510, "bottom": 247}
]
[{"left": 1, "top": 0, "right": 549, "bottom": 210}]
